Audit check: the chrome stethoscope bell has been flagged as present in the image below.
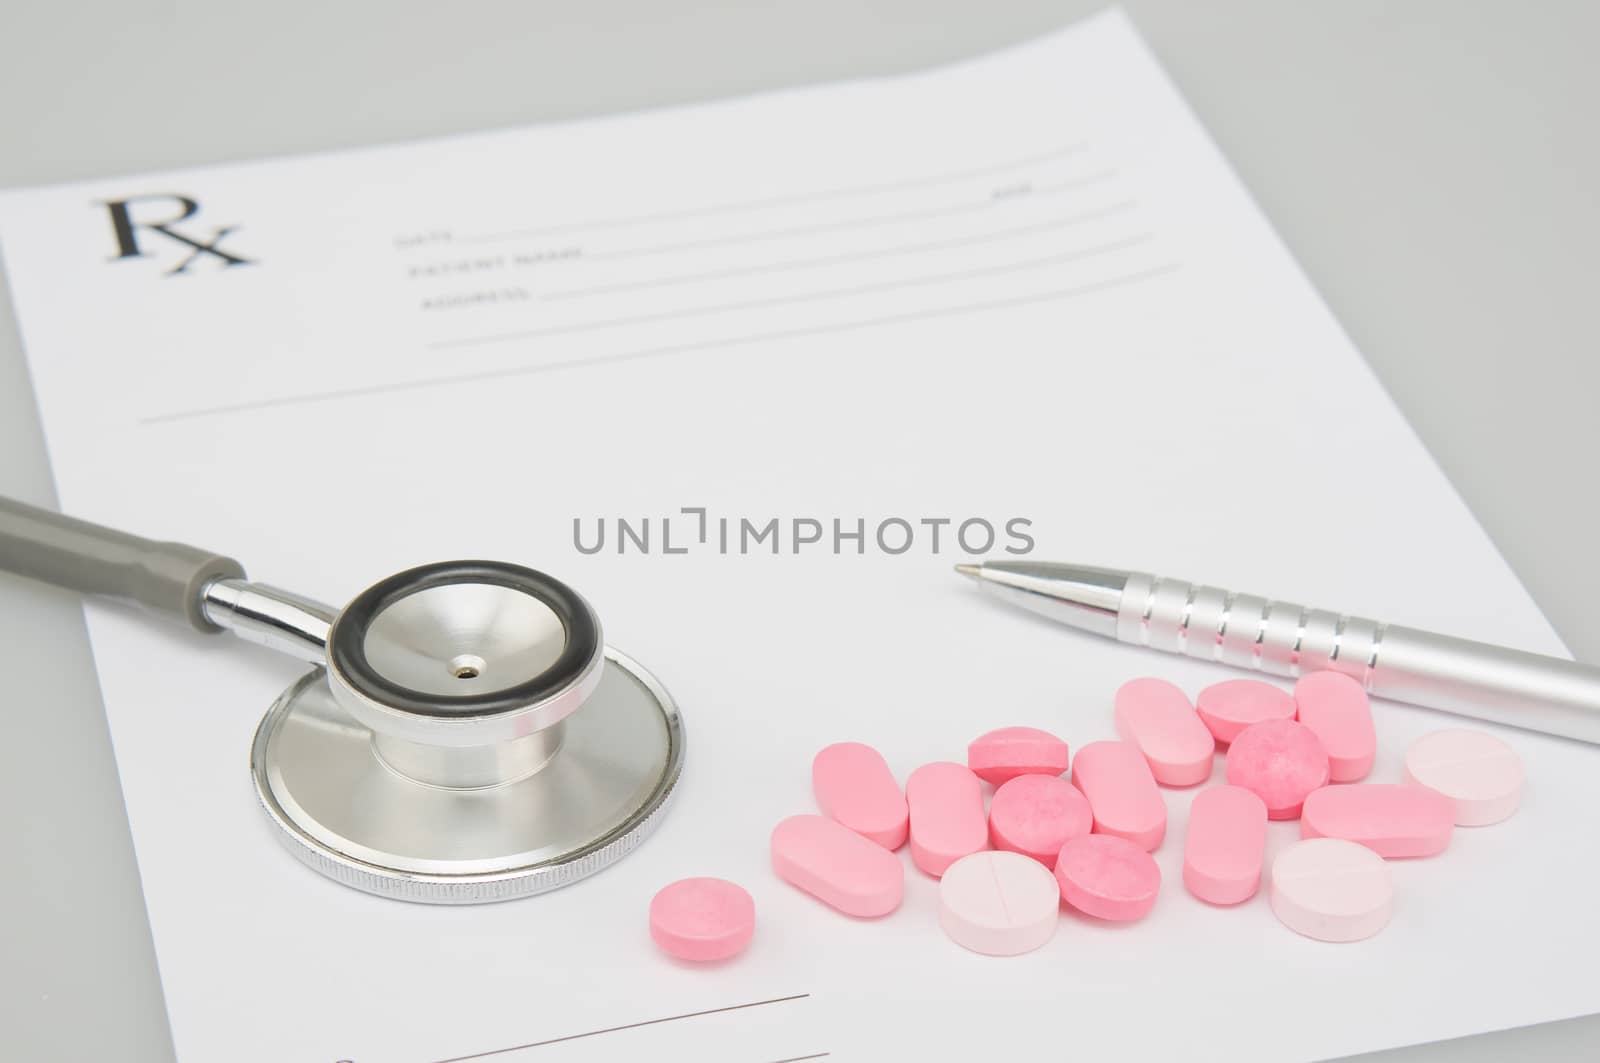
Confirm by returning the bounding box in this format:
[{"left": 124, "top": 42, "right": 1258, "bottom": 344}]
[
  {"left": 0, "top": 498, "right": 685, "bottom": 905},
  {"left": 240, "top": 561, "right": 685, "bottom": 904}
]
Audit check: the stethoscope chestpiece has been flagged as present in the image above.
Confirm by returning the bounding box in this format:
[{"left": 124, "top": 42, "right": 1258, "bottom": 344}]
[{"left": 250, "top": 561, "right": 685, "bottom": 904}]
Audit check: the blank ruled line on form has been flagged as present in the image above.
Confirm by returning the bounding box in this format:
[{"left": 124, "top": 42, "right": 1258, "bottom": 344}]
[
  {"left": 424, "top": 993, "right": 814, "bottom": 1063},
  {"left": 542, "top": 199, "right": 1140, "bottom": 301},
  {"left": 571, "top": 170, "right": 1121, "bottom": 266},
  {"left": 441, "top": 142, "right": 1089, "bottom": 246}
]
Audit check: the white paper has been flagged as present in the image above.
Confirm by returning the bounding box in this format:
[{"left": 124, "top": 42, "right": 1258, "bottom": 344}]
[{"left": 4, "top": 10, "right": 1597, "bottom": 1062}]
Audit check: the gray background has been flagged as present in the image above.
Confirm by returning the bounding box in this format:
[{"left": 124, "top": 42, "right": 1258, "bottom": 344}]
[{"left": 1, "top": 1, "right": 1596, "bottom": 1059}]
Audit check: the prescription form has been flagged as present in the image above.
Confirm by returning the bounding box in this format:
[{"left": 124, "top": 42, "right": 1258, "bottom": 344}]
[{"left": 3, "top": 10, "right": 1598, "bottom": 1062}]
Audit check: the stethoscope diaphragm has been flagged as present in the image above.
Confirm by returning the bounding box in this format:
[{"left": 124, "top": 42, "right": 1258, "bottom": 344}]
[
  {"left": 253, "top": 646, "right": 683, "bottom": 903},
  {"left": 250, "top": 560, "right": 685, "bottom": 903}
]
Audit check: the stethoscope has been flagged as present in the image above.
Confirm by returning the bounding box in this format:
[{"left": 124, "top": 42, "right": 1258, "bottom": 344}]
[{"left": 0, "top": 496, "right": 685, "bottom": 904}]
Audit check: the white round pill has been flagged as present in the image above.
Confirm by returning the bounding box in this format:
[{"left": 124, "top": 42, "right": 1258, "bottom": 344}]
[
  {"left": 939, "top": 850, "right": 1060, "bottom": 956},
  {"left": 1270, "top": 838, "right": 1392, "bottom": 943},
  {"left": 1403, "top": 728, "right": 1524, "bottom": 826}
]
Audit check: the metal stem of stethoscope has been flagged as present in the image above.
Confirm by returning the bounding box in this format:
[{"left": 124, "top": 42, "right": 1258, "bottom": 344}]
[
  {"left": 0, "top": 495, "right": 686, "bottom": 904},
  {"left": 199, "top": 578, "right": 334, "bottom": 664}
]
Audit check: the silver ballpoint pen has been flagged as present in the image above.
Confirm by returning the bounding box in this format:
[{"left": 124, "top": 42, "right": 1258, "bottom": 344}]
[{"left": 955, "top": 560, "right": 1600, "bottom": 745}]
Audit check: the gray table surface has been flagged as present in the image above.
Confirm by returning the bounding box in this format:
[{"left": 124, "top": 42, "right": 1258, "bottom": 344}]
[{"left": 2, "top": 2, "right": 1597, "bottom": 1059}]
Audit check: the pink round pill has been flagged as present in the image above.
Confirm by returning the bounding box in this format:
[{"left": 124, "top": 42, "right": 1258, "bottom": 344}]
[
  {"left": 967, "top": 726, "right": 1070, "bottom": 785},
  {"left": 1293, "top": 672, "right": 1377, "bottom": 782},
  {"left": 1300, "top": 784, "right": 1455, "bottom": 858},
  {"left": 1054, "top": 833, "right": 1161, "bottom": 921},
  {"left": 988, "top": 773, "right": 1093, "bottom": 868},
  {"left": 1196, "top": 679, "right": 1296, "bottom": 745},
  {"left": 1270, "top": 838, "right": 1392, "bottom": 943},
  {"left": 1224, "top": 719, "right": 1329, "bottom": 820},
  {"left": 812, "top": 742, "right": 908, "bottom": 849},
  {"left": 939, "top": 850, "right": 1061, "bottom": 956},
  {"left": 1114, "top": 677, "right": 1215, "bottom": 786},
  {"left": 1403, "top": 729, "right": 1524, "bottom": 826},
  {"left": 1183, "top": 785, "right": 1268, "bottom": 905},
  {"left": 649, "top": 878, "right": 755, "bottom": 962}
]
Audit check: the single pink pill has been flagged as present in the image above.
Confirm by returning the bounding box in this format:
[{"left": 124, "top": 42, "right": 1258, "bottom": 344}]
[
  {"left": 649, "top": 878, "right": 755, "bottom": 962},
  {"left": 1403, "top": 729, "right": 1524, "bottom": 826},
  {"left": 1196, "top": 679, "right": 1296, "bottom": 744},
  {"left": 988, "top": 773, "right": 1093, "bottom": 868},
  {"left": 939, "top": 851, "right": 1061, "bottom": 956},
  {"left": 1072, "top": 741, "right": 1166, "bottom": 850},
  {"left": 770, "top": 815, "right": 903, "bottom": 917},
  {"left": 1183, "top": 785, "right": 1268, "bottom": 905},
  {"left": 1224, "top": 719, "right": 1329, "bottom": 820},
  {"left": 812, "top": 742, "right": 908, "bottom": 849},
  {"left": 967, "top": 726, "right": 1070, "bottom": 785},
  {"left": 1114, "top": 677, "right": 1215, "bottom": 787},
  {"left": 1293, "top": 672, "right": 1377, "bottom": 782},
  {"left": 1054, "top": 833, "right": 1161, "bottom": 922},
  {"left": 1300, "top": 784, "right": 1455, "bottom": 858},
  {"left": 1271, "top": 838, "right": 1392, "bottom": 942},
  {"left": 906, "top": 762, "right": 988, "bottom": 877}
]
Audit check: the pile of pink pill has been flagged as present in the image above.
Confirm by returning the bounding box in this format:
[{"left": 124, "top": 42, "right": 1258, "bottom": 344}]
[{"left": 648, "top": 671, "right": 1525, "bottom": 961}]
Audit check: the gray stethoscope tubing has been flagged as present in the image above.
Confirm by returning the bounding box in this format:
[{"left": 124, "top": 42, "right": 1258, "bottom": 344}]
[
  {"left": 0, "top": 496, "right": 686, "bottom": 904},
  {"left": 0, "top": 495, "right": 255, "bottom": 638}
]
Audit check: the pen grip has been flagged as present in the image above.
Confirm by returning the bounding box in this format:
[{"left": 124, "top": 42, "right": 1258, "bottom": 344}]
[
  {"left": 1117, "top": 573, "right": 1387, "bottom": 679},
  {"left": 1117, "top": 572, "right": 1600, "bottom": 744},
  {"left": 0, "top": 495, "right": 244, "bottom": 633}
]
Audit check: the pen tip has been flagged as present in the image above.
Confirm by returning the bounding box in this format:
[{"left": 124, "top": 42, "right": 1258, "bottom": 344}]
[{"left": 953, "top": 563, "right": 982, "bottom": 579}]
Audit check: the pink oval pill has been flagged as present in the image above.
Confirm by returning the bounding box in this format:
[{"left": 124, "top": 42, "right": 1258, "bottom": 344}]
[
  {"left": 649, "top": 877, "right": 755, "bottom": 962},
  {"left": 1071, "top": 741, "right": 1166, "bottom": 850},
  {"left": 1114, "top": 678, "right": 1215, "bottom": 786},
  {"left": 1270, "top": 837, "right": 1392, "bottom": 942},
  {"left": 939, "top": 851, "right": 1061, "bottom": 956},
  {"left": 1293, "top": 672, "right": 1376, "bottom": 782},
  {"left": 1196, "top": 679, "right": 1296, "bottom": 744},
  {"left": 1300, "top": 783, "right": 1454, "bottom": 858},
  {"left": 770, "top": 815, "right": 903, "bottom": 917},
  {"left": 906, "top": 762, "right": 988, "bottom": 876},
  {"left": 812, "top": 742, "right": 908, "bottom": 849},
  {"left": 988, "top": 773, "right": 1093, "bottom": 868},
  {"left": 1224, "top": 719, "right": 1329, "bottom": 820},
  {"left": 1403, "top": 729, "right": 1524, "bottom": 826},
  {"left": 1183, "top": 785, "right": 1268, "bottom": 905},
  {"left": 1054, "top": 833, "right": 1161, "bottom": 921},
  {"left": 967, "top": 726, "right": 1070, "bottom": 785}
]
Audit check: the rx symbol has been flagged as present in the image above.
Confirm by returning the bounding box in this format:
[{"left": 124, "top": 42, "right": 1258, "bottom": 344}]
[{"left": 101, "top": 194, "right": 255, "bottom": 275}]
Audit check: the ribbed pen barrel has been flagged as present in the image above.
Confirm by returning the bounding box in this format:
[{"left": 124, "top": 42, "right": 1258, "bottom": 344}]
[
  {"left": 1117, "top": 572, "right": 1600, "bottom": 743},
  {"left": 1116, "top": 572, "right": 1381, "bottom": 679}
]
